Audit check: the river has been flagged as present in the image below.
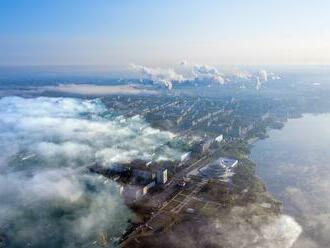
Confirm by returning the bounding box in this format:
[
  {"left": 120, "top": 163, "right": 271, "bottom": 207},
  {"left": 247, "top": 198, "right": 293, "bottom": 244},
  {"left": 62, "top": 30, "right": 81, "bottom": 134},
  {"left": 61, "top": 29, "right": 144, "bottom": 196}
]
[{"left": 251, "top": 114, "right": 330, "bottom": 248}]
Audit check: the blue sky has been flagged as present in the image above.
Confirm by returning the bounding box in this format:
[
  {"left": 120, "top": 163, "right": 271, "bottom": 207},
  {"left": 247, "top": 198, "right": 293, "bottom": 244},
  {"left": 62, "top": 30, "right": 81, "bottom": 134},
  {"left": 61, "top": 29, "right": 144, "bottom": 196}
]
[{"left": 1, "top": 0, "right": 330, "bottom": 66}]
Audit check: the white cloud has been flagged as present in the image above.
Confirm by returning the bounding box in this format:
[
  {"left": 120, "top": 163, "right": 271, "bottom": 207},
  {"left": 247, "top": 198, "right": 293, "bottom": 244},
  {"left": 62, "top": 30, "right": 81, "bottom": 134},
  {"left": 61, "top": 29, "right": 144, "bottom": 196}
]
[
  {"left": 255, "top": 70, "right": 280, "bottom": 90},
  {"left": 181, "top": 62, "right": 282, "bottom": 88},
  {"left": 132, "top": 62, "right": 227, "bottom": 88},
  {"left": 227, "top": 68, "right": 252, "bottom": 80},
  {"left": 131, "top": 62, "right": 281, "bottom": 90},
  {"left": 207, "top": 206, "right": 302, "bottom": 248},
  {"left": 161, "top": 207, "right": 301, "bottom": 247},
  {"left": 131, "top": 63, "right": 186, "bottom": 90},
  {"left": 260, "top": 215, "right": 302, "bottom": 248},
  {"left": 259, "top": 70, "right": 269, "bottom": 82},
  {"left": 0, "top": 96, "right": 185, "bottom": 246},
  {"left": 256, "top": 76, "right": 262, "bottom": 90},
  {"left": 33, "top": 141, "right": 93, "bottom": 160},
  {"left": 43, "top": 83, "right": 158, "bottom": 95},
  {"left": 191, "top": 64, "right": 226, "bottom": 84}
]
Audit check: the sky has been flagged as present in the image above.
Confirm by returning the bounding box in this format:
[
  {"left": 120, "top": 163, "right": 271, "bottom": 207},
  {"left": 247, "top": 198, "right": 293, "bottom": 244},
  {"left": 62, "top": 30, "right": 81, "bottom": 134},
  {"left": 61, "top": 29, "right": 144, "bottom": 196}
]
[{"left": 1, "top": 0, "right": 330, "bottom": 66}]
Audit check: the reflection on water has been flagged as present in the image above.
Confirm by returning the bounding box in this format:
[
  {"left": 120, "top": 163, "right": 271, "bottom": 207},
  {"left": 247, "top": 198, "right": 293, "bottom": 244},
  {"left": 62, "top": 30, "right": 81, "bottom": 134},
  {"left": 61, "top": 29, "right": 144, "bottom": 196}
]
[{"left": 251, "top": 114, "right": 330, "bottom": 248}]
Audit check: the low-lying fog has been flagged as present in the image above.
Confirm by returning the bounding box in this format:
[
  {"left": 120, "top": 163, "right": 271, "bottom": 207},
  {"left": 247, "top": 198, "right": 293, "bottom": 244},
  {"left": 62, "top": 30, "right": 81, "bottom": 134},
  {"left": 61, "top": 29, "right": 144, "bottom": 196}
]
[{"left": 0, "top": 96, "right": 185, "bottom": 247}]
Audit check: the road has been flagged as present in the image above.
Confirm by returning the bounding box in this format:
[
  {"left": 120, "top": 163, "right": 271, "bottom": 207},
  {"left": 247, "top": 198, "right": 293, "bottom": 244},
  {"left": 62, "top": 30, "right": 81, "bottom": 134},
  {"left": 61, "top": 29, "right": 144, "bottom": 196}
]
[
  {"left": 146, "top": 154, "right": 210, "bottom": 207},
  {"left": 119, "top": 153, "right": 215, "bottom": 246},
  {"left": 119, "top": 148, "right": 223, "bottom": 247}
]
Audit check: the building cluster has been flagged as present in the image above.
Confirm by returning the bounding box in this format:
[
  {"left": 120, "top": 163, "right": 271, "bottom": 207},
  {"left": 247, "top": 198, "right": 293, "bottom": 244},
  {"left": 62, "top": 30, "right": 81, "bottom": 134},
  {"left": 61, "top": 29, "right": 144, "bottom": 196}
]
[
  {"left": 191, "top": 134, "right": 224, "bottom": 155},
  {"left": 188, "top": 157, "right": 239, "bottom": 181},
  {"left": 103, "top": 94, "right": 285, "bottom": 142},
  {"left": 109, "top": 161, "right": 168, "bottom": 202},
  {"left": 199, "top": 157, "right": 238, "bottom": 181}
]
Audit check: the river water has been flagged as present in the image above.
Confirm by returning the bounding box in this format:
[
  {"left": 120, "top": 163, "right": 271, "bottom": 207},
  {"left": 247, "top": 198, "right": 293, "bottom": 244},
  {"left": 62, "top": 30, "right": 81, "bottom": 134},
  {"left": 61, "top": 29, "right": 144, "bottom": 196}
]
[{"left": 251, "top": 114, "right": 330, "bottom": 248}]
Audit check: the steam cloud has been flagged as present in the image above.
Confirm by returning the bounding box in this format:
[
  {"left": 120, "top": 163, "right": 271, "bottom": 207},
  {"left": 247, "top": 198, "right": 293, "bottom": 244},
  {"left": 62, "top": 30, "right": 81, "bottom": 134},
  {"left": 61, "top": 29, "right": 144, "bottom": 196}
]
[
  {"left": 0, "top": 96, "right": 184, "bottom": 247},
  {"left": 131, "top": 63, "right": 185, "bottom": 90},
  {"left": 190, "top": 64, "right": 226, "bottom": 84},
  {"left": 132, "top": 62, "right": 280, "bottom": 90},
  {"left": 255, "top": 70, "right": 280, "bottom": 90}
]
